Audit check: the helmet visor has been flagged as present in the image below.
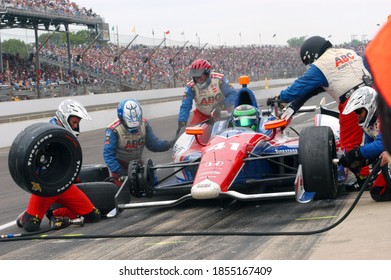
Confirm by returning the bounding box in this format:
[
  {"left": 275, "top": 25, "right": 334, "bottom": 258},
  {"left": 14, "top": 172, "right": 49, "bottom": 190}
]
[
  {"left": 233, "top": 116, "right": 257, "bottom": 127},
  {"left": 189, "top": 68, "right": 205, "bottom": 77}
]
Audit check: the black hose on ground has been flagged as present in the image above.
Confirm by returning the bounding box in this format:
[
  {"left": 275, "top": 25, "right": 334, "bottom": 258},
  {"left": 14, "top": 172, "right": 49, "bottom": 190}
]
[{"left": 0, "top": 160, "right": 381, "bottom": 242}]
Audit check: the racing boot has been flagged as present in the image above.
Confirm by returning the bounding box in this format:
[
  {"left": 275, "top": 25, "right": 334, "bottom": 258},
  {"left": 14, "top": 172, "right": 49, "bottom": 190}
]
[
  {"left": 345, "top": 175, "right": 368, "bottom": 192},
  {"left": 370, "top": 173, "right": 391, "bottom": 201},
  {"left": 16, "top": 212, "right": 42, "bottom": 232},
  {"left": 45, "top": 208, "right": 54, "bottom": 221},
  {"left": 370, "top": 186, "right": 391, "bottom": 201},
  {"left": 16, "top": 211, "right": 25, "bottom": 228}
]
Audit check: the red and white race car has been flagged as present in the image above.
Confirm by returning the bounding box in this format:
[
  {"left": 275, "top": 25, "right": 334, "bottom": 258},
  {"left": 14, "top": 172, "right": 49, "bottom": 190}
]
[
  {"left": 6, "top": 78, "right": 383, "bottom": 218},
  {"left": 114, "top": 76, "right": 342, "bottom": 212}
]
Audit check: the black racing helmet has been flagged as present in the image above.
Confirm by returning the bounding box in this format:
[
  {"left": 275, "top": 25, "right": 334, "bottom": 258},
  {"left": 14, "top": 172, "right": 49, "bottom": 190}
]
[{"left": 300, "top": 36, "right": 333, "bottom": 65}]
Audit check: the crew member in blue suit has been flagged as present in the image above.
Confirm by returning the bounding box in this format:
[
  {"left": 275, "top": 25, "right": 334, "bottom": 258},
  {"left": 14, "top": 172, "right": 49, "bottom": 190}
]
[
  {"left": 177, "top": 59, "right": 237, "bottom": 134},
  {"left": 340, "top": 87, "right": 390, "bottom": 200},
  {"left": 104, "top": 99, "right": 175, "bottom": 187}
]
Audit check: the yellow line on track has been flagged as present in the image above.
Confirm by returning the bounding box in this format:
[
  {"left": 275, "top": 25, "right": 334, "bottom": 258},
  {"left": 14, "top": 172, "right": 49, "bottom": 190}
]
[
  {"left": 39, "top": 234, "right": 84, "bottom": 237},
  {"left": 296, "top": 216, "right": 337, "bottom": 221},
  {"left": 145, "top": 241, "right": 188, "bottom": 246}
]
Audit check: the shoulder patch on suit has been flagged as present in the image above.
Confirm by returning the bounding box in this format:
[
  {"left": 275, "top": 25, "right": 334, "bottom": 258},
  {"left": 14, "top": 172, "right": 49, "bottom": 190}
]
[
  {"left": 108, "top": 119, "right": 121, "bottom": 130},
  {"left": 210, "top": 72, "right": 224, "bottom": 79}
]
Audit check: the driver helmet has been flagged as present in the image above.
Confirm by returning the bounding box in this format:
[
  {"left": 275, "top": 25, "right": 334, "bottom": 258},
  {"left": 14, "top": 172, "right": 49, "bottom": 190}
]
[
  {"left": 189, "top": 59, "right": 212, "bottom": 89},
  {"left": 342, "top": 86, "right": 377, "bottom": 128},
  {"left": 117, "top": 99, "right": 143, "bottom": 132},
  {"left": 232, "top": 104, "right": 260, "bottom": 131},
  {"left": 56, "top": 99, "right": 91, "bottom": 137},
  {"left": 300, "top": 36, "right": 333, "bottom": 65}
]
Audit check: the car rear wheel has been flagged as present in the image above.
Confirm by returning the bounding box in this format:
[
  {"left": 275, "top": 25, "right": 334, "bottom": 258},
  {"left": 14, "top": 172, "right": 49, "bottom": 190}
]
[{"left": 299, "top": 126, "right": 338, "bottom": 199}]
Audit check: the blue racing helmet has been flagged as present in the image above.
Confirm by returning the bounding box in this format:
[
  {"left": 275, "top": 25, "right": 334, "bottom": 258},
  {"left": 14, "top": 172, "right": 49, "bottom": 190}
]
[{"left": 117, "top": 99, "right": 143, "bottom": 132}]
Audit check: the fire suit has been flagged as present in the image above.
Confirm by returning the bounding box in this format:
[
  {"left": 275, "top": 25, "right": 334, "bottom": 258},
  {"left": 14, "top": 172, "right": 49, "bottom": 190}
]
[
  {"left": 103, "top": 118, "right": 172, "bottom": 187},
  {"left": 278, "top": 47, "right": 372, "bottom": 152},
  {"left": 18, "top": 117, "right": 100, "bottom": 232},
  {"left": 178, "top": 72, "right": 237, "bottom": 125}
]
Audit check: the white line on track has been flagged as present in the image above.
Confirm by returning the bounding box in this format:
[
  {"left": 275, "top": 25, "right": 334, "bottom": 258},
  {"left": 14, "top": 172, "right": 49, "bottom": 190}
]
[{"left": 0, "top": 221, "right": 16, "bottom": 231}]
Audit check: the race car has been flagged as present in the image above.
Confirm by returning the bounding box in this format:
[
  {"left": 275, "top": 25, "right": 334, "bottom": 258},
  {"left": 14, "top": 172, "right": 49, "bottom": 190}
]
[{"left": 114, "top": 76, "right": 341, "bottom": 212}]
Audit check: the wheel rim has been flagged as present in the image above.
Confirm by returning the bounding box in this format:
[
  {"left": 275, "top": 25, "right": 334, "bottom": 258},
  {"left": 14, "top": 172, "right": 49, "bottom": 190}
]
[
  {"left": 145, "top": 159, "right": 154, "bottom": 198},
  {"left": 31, "top": 141, "right": 75, "bottom": 183}
]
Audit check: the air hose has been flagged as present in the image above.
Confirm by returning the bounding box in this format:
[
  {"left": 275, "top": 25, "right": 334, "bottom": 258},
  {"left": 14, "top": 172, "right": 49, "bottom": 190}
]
[{"left": 1, "top": 217, "right": 84, "bottom": 240}]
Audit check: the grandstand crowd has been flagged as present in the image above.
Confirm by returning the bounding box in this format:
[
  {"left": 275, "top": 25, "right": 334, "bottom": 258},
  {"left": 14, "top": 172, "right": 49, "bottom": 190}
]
[
  {"left": 0, "top": 0, "right": 370, "bottom": 98},
  {"left": 1, "top": 41, "right": 370, "bottom": 97},
  {"left": 1, "top": 0, "right": 99, "bottom": 18}
]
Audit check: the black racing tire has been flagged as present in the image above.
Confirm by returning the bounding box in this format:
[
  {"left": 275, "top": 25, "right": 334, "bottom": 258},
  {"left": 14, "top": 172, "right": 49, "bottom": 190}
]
[
  {"left": 8, "top": 123, "right": 82, "bottom": 197},
  {"left": 76, "top": 182, "right": 118, "bottom": 215},
  {"left": 299, "top": 126, "right": 338, "bottom": 199},
  {"left": 78, "top": 164, "right": 110, "bottom": 182}
]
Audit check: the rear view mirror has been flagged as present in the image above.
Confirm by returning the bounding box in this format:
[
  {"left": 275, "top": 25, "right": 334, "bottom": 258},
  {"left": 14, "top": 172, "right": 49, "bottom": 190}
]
[
  {"left": 186, "top": 124, "right": 207, "bottom": 135},
  {"left": 264, "top": 119, "right": 287, "bottom": 130}
]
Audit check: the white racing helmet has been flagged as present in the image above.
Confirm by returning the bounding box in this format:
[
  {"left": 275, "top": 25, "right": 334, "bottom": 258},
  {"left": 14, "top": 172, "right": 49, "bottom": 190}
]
[
  {"left": 56, "top": 99, "right": 92, "bottom": 136},
  {"left": 342, "top": 86, "right": 377, "bottom": 128}
]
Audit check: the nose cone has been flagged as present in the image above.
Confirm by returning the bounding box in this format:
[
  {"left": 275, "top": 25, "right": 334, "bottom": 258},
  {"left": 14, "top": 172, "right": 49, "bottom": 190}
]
[{"left": 191, "top": 179, "right": 220, "bottom": 199}]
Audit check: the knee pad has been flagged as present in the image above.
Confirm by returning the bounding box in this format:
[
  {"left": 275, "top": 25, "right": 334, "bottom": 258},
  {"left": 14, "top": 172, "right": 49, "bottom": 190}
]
[{"left": 83, "top": 207, "right": 101, "bottom": 223}]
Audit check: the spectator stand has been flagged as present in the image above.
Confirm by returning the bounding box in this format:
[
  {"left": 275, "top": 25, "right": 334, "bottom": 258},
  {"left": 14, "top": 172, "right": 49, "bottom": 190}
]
[{"left": 0, "top": 0, "right": 108, "bottom": 98}]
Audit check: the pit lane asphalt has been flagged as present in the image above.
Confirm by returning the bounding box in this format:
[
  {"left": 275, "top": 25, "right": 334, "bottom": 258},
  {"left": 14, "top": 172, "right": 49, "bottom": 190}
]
[{"left": 0, "top": 93, "right": 390, "bottom": 260}]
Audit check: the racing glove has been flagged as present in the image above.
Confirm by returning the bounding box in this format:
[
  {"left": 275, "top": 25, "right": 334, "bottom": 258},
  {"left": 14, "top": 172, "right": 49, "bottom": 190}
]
[
  {"left": 176, "top": 121, "right": 186, "bottom": 136},
  {"left": 212, "top": 100, "right": 226, "bottom": 110},
  {"left": 168, "top": 138, "right": 176, "bottom": 148},
  {"left": 116, "top": 169, "right": 127, "bottom": 182},
  {"left": 339, "top": 148, "right": 368, "bottom": 174},
  {"left": 266, "top": 96, "right": 286, "bottom": 109}
]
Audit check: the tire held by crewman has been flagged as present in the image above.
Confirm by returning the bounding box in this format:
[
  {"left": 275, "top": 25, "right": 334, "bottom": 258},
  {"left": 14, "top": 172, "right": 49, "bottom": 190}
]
[{"left": 8, "top": 123, "right": 83, "bottom": 197}]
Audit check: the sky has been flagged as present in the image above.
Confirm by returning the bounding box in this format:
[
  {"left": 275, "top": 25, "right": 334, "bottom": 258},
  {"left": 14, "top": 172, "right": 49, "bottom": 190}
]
[{"left": 1, "top": 0, "right": 391, "bottom": 46}]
